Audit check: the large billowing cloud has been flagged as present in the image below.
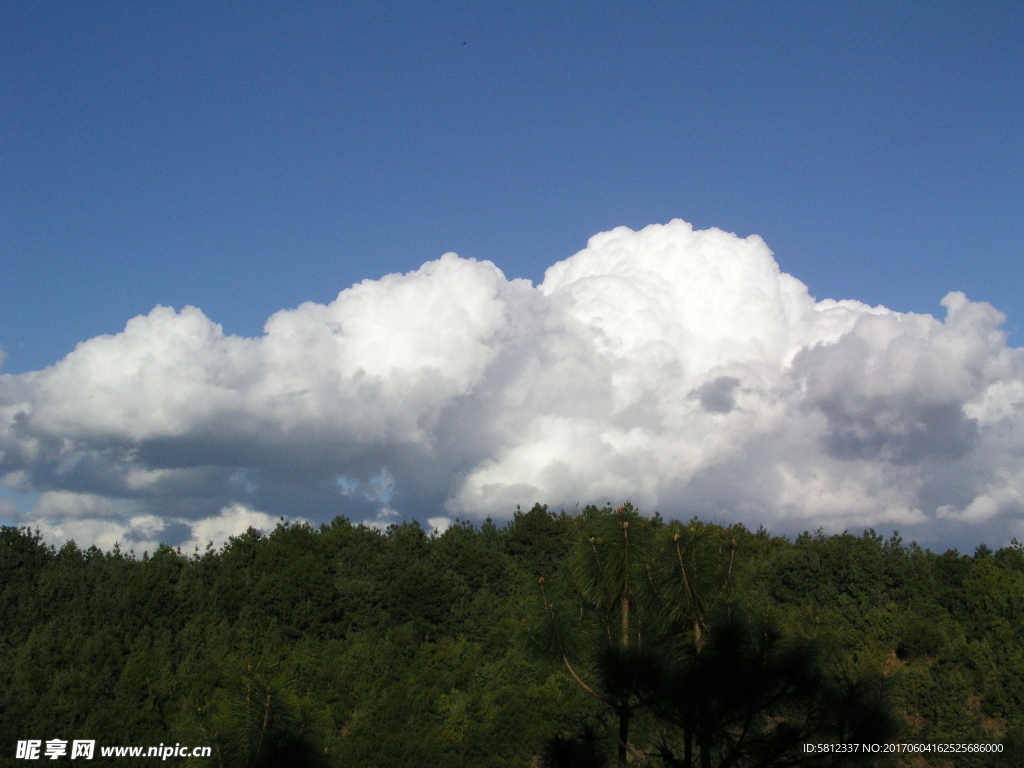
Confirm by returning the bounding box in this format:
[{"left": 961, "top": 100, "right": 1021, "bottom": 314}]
[{"left": 2, "top": 220, "right": 1022, "bottom": 550}]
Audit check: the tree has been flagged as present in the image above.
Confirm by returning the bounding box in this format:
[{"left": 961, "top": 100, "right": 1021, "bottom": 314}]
[
  {"left": 179, "top": 662, "right": 327, "bottom": 768},
  {"left": 528, "top": 505, "right": 740, "bottom": 767},
  {"left": 644, "top": 607, "right": 895, "bottom": 768},
  {"left": 527, "top": 506, "right": 895, "bottom": 768}
]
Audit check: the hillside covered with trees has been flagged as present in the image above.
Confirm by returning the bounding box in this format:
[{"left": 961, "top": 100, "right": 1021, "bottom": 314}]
[{"left": 2, "top": 504, "right": 1023, "bottom": 767}]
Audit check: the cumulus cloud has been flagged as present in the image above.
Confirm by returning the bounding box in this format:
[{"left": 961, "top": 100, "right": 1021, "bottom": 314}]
[
  {"left": 2, "top": 220, "right": 1022, "bottom": 550},
  {"left": 182, "top": 503, "right": 286, "bottom": 554},
  {"left": 16, "top": 491, "right": 285, "bottom": 555}
]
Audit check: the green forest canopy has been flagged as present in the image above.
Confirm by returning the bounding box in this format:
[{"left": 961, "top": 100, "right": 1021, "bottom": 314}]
[{"left": 2, "top": 504, "right": 1024, "bottom": 767}]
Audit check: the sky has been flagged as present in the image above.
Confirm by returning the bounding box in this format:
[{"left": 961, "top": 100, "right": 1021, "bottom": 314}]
[{"left": 2, "top": 1, "right": 1022, "bottom": 553}]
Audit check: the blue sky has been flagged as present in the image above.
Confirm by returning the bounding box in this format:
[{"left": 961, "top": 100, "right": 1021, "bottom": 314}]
[
  {"left": 5, "top": 1, "right": 1021, "bottom": 373},
  {"left": 2, "top": 2, "right": 1023, "bottom": 551}
]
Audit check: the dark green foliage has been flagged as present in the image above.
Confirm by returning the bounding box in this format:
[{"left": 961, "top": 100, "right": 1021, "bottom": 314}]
[
  {"left": 527, "top": 506, "right": 896, "bottom": 768},
  {"left": 0, "top": 506, "right": 1021, "bottom": 767},
  {"left": 896, "top": 618, "right": 945, "bottom": 661},
  {"left": 507, "top": 503, "right": 576, "bottom": 579},
  {"left": 543, "top": 723, "right": 610, "bottom": 768},
  {"left": 180, "top": 663, "right": 327, "bottom": 768},
  {"left": 647, "top": 609, "right": 895, "bottom": 767}
]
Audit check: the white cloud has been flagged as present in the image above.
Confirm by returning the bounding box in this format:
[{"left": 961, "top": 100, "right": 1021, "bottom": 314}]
[
  {"left": 361, "top": 507, "right": 401, "bottom": 532},
  {"left": 181, "top": 503, "right": 284, "bottom": 554},
  {"left": 2, "top": 219, "right": 1023, "bottom": 549},
  {"left": 25, "top": 492, "right": 161, "bottom": 554},
  {"left": 30, "top": 491, "right": 146, "bottom": 522},
  {"left": 18, "top": 492, "right": 284, "bottom": 556},
  {"left": 428, "top": 516, "right": 453, "bottom": 535}
]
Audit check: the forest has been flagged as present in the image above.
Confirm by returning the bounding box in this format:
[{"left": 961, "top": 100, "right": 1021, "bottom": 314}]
[{"left": 2, "top": 503, "right": 1023, "bottom": 767}]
